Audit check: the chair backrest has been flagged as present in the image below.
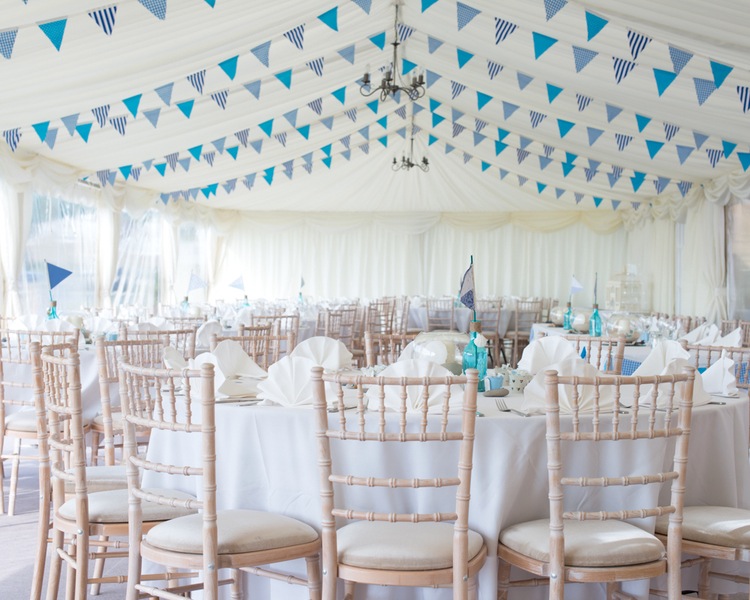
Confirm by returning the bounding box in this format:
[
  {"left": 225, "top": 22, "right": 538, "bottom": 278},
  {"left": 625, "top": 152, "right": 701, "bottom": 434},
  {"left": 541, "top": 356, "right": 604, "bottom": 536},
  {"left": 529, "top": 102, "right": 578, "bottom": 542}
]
[
  {"left": 393, "top": 296, "right": 411, "bottom": 335},
  {"left": 425, "top": 297, "right": 456, "bottom": 331},
  {"left": 94, "top": 337, "right": 166, "bottom": 465},
  {"left": 119, "top": 360, "right": 214, "bottom": 588},
  {"left": 540, "top": 297, "right": 559, "bottom": 323},
  {"left": 364, "top": 298, "right": 396, "bottom": 335},
  {"left": 0, "top": 328, "right": 80, "bottom": 415},
  {"left": 720, "top": 320, "right": 738, "bottom": 336},
  {"left": 320, "top": 307, "right": 357, "bottom": 350},
  {"left": 233, "top": 325, "right": 297, "bottom": 368},
  {"left": 542, "top": 368, "right": 695, "bottom": 598},
  {"left": 562, "top": 334, "right": 626, "bottom": 374},
  {"left": 475, "top": 299, "right": 503, "bottom": 336},
  {"left": 311, "top": 367, "right": 479, "bottom": 593},
  {"left": 680, "top": 341, "right": 750, "bottom": 389},
  {"left": 251, "top": 313, "right": 300, "bottom": 339},
  {"left": 168, "top": 316, "right": 207, "bottom": 328},
  {"left": 511, "top": 299, "right": 543, "bottom": 336},
  {"left": 364, "top": 331, "right": 412, "bottom": 367},
  {"left": 120, "top": 327, "right": 197, "bottom": 359}
]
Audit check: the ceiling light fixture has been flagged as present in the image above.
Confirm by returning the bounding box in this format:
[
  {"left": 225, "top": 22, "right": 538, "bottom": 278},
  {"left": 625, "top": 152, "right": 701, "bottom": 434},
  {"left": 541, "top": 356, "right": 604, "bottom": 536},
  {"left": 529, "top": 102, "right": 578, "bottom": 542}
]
[
  {"left": 393, "top": 117, "right": 429, "bottom": 172},
  {"left": 360, "top": 4, "right": 425, "bottom": 102}
]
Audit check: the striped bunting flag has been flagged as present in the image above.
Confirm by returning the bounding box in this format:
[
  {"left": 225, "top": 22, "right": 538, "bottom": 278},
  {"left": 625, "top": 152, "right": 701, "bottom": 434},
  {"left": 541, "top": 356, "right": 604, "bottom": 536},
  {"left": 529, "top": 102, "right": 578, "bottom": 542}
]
[
  {"left": 340, "top": 134, "right": 351, "bottom": 148},
  {"left": 737, "top": 86, "right": 750, "bottom": 112},
  {"left": 165, "top": 152, "right": 179, "bottom": 171},
  {"left": 0, "top": 29, "right": 17, "bottom": 59},
  {"left": 235, "top": 129, "right": 249, "bottom": 147},
  {"left": 360, "top": 143, "right": 369, "bottom": 155},
  {"left": 92, "top": 105, "right": 110, "bottom": 128},
  {"left": 475, "top": 118, "right": 487, "bottom": 132},
  {"left": 677, "top": 181, "right": 692, "bottom": 197},
  {"left": 308, "top": 98, "right": 323, "bottom": 115},
  {"left": 584, "top": 167, "right": 597, "bottom": 182},
  {"left": 3, "top": 128, "right": 20, "bottom": 151},
  {"left": 453, "top": 123, "right": 466, "bottom": 137},
  {"left": 283, "top": 25, "right": 305, "bottom": 50},
  {"left": 283, "top": 160, "right": 294, "bottom": 178},
  {"left": 223, "top": 179, "right": 237, "bottom": 194},
  {"left": 517, "top": 175, "right": 528, "bottom": 187},
  {"left": 615, "top": 133, "right": 632, "bottom": 151},
  {"left": 626, "top": 31, "right": 651, "bottom": 59},
  {"left": 397, "top": 24, "right": 415, "bottom": 41},
  {"left": 529, "top": 111, "right": 546, "bottom": 128},
  {"left": 574, "top": 193, "right": 583, "bottom": 204},
  {"left": 487, "top": 60, "right": 503, "bottom": 79},
  {"left": 130, "top": 167, "right": 141, "bottom": 181},
  {"left": 89, "top": 7, "right": 117, "bottom": 35},
  {"left": 451, "top": 81, "right": 466, "bottom": 99},
  {"left": 345, "top": 108, "right": 358, "bottom": 122},
  {"left": 613, "top": 57, "right": 636, "bottom": 83},
  {"left": 654, "top": 176, "right": 670, "bottom": 193},
  {"left": 611, "top": 165, "right": 623, "bottom": 179},
  {"left": 463, "top": 152, "right": 472, "bottom": 164},
  {"left": 211, "top": 90, "right": 229, "bottom": 109},
  {"left": 187, "top": 70, "right": 206, "bottom": 94},
  {"left": 413, "top": 125, "right": 422, "bottom": 135},
  {"left": 543, "top": 144, "right": 555, "bottom": 157},
  {"left": 203, "top": 151, "right": 215, "bottom": 166},
  {"left": 494, "top": 18, "right": 517, "bottom": 43},
  {"left": 516, "top": 148, "right": 529, "bottom": 164},
  {"left": 576, "top": 94, "right": 592, "bottom": 111},
  {"left": 109, "top": 116, "right": 127, "bottom": 135},
  {"left": 275, "top": 132, "right": 287, "bottom": 147},
  {"left": 307, "top": 58, "right": 324, "bottom": 76},
  {"left": 706, "top": 148, "right": 722, "bottom": 167},
  {"left": 302, "top": 162, "right": 313, "bottom": 174},
  {"left": 663, "top": 123, "right": 679, "bottom": 141},
  {"left": 96, "top": 170, "right": 110, "bottom": 187},
  {"left": 395, "top": 106, "right": 407, "bottom": 119}
]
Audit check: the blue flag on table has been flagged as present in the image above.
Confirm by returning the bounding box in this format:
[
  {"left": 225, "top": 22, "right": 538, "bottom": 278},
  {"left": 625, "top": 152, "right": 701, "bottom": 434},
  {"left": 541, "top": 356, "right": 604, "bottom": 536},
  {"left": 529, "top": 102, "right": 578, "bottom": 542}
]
[
  {"left": 187, "top": 272, "right": 207, "bottom": 293},
  {"left": 570, "top": 275, "right": 583, "bottom": 295},
  {"left": 229, "top": 276, "right": 244, "bottom": 291},
  {"left": 300, "top": 276, "right": 305, "bottom": 289},
  {"left": 47, "top": 262, "right": 73, "bottom": 290},
  {"left": 459, "top": 264, "right": 475, "bottom": 310}
]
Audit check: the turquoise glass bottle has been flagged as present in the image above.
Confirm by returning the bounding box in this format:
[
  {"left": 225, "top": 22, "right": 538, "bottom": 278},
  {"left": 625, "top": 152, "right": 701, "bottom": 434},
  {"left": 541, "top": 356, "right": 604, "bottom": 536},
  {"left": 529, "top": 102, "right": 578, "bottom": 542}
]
[
  {"left": 462, "top": 321, "right": 487, "bottom": 392},
  {"left": 180, "top": 296, "right": 190, "bottom": 314},
  {"left": 563, "top": 302, "right": 573, "bottom": 331},
  {"left": 47, "top": 300, "right": 59, "bottom": 320},
  {"left": 589, "top": 304, "right": 602, "bottom": 337}
]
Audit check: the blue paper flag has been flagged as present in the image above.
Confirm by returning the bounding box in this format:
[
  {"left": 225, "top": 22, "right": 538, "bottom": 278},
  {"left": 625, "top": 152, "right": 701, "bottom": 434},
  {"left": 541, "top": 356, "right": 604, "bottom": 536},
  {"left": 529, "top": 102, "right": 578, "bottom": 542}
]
[{"left": 47, "top": 262, "right": 73, "bottom": 290}]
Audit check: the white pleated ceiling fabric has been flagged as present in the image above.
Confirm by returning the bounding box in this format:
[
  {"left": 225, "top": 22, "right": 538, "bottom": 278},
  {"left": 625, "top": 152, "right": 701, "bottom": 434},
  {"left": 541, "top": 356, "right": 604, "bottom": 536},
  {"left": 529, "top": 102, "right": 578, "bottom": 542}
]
[{"left": 1, "top": 0, "right": 749, "bottom": 218}]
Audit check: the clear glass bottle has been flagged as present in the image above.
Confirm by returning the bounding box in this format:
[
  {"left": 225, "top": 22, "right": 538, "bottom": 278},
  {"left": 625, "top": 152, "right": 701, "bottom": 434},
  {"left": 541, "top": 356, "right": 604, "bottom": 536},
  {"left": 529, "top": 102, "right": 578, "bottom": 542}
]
[
  {"left": 589, "top": 304, "right": 602, "bottom": 337},
  {"left": 180, "top": 296, "right": 190, "bottom": 314},
  {"left": 242, "top": 295, "right": 251, "bottom": 307},
  {"left": 47, "top": 300, "right": 59, "bottom": 320},
  {"left": 462, "top": 321, "right": 487, "bottom": 392},
  {"left": 563, "top": 302, "right": 573, "bottom": 330}
]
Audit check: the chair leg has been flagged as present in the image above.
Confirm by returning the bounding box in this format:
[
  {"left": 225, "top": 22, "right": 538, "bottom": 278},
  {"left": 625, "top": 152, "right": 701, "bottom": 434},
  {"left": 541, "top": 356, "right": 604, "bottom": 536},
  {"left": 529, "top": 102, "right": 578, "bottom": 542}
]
[
  {"left": 30, "top": 492, "right": 51, "bottom": 600},
  {"left": 90, "top": 432, "right": 101, "bottom": 466},
  {"left": 497, "top": 558, "right": 511, "bottom": 600},
  {"left": 46, "top": 529, "right": 65, "bottom": 600},
  {"left": 75, "top": 531, "right": 89, "bottom": 600},
  {"left": 8, "top": 437, "right": 22, "bottom": 516},
  {"left": 64, "top": 539, "right": 76, "bottom": 600},
  {"left": 230, "top": 568, "right": 241, "bottom": 600},
  {"left": 90, "top": 535, "right": 107, "bottom": 595},
  {"left": 344, "top": 580, "right": 355, "bottom": 600},
  {"left": 698, "top": 558, "right": 711, "bottom": 599},
  {"left": 305, "top": 554, "right": 322, "bottom": 600},
  {"left": 468, "top": 575, "right": 478, "bottom": 600}
]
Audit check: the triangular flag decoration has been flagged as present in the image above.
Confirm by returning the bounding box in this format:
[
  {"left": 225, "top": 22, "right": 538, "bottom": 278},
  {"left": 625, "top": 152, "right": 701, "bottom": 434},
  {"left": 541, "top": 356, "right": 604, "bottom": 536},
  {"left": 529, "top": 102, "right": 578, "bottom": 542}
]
[
  {"left": 39, "top": 19, "right": 67, "bottom": 50},
  {"left": 92, "top": 105, "right": 110, "bottom": 128},
  {"left": 307, "top": 58, "right": 324, "bottom": 76},
  {"left": 0, "top": 29, "right": 18, "bottom": 59},
  {"left": 605, "top": 103, "right": 622, "bottom": 122},
  {"left": 89, "top": 7, "right": 117, "bottom": 35},
  {"left": 123, "top": 94, "right": 141, "bottom": 118},
  {"left": 544, "top": 0, "right": 567, "bottom": 20},
  {"left": 119, "top": 165, "right": 132, "bottom": 180},
  {"left": 318, "top": 7, "right": 338, "bottom": 31},
  {"left": 576, "top": 94, "right": 592, "bottom": 111},
  {"left": 587, "top": 127, "right": 603, "bottom": 145},
  {"left": 332, "top": 86, "right": 346, "bottom": 104},
  {"left": 211, "top": 90, "right": 229, "bottom": 109},
  {"left": 738, "top": 152, "right": 750, "bottom": 171},
  {"left": 155, "top": 83, "right": 173, "bottom": 105},
  {"left": 494, "top": 18, "right": 517, "bottom": 43},
  {"left": 459, "top": 263, "right": 475, "bottom": 310},
  {"left": 722, "top": 140, "right": 737, "bottom": 158},
  {"left": 557, "top": 119, "right": 575, "bottom": 137},
  {"left": 229, "top": 277, "right": 244, "bottom": 291},
  {"left": 138, "top": 0, "right": 167, "bottom": 20},
  {"left": 635, "top": 114, "right": 651, "bottom": 132},
  {"left": 219, "top": 55, "right": 238, "bottom": 79},
  {"left": 275, "top": 69, "right": 293, "bottom": 88},
  {"left": 547, "top": 84, "right": 563, "bottom": 103},
  {"left": 613, "top": 57, "right": 636, "bottom": 83},
  {"left": 187, "top": 273, "right": 207, "bottom": 293},
  {"left": 626, "top": 31, "right": 651, "bottom": 59},
  {"left": 338, "top": 44, "right": 355, "bottom": 64},
  {"left": 32, "top": 121, "right": 50, "bottom": 142},
  {"left": 428, "top": 36, "right": 444, "bottom": 53},
  {"left": 457, "top": 48, "right": 473, "bottom": 68},
  {"left": 422, "top": 0, "right": 439, "bottom": 11},
  {"left": 737, "top": 86, "right": 750, "bottom": 113},
  {"left": 351, "top": 0, "right": 371, "bottom": 13},
  {"left": 710, "top": 61, "right": 733, "bottom": 87},
  {"left": 487, "top": 60, "right": 503, "bottom": 80},
  {"left": 47, "top": 262, "right": 73, "bottom": 290},
  {"left": 693, "top": 78, "right": 717, "bottom": 105},
  {"left": 693, "top": 132, "right": 708, "bottom": 149},
  {"left": 664, "top": 123, "right": 679, "bottom": 142},
  {"left": 244, "top": 80, "right": 261, "bottom": 99},
  {"left": 572, "top": 46, "right": 597, "bottom": 72},
  {"left": 669, "top": 47, "right": 693, "bottom": 74},
  {"left": 517, "top": 72, "right": 534, "bottom": 89},
  {"left": 369, "top": 32, "right": 386, "bottom": 50},
  {"left": 585, "top": 11, "right": 608, "bottom": 40},
  {"left": 44, "top": 128, "right": 58, "bottom": 149},
  {"left": 477, "top": 91, "right": 492, "bottom": 110},
  {"left": 532, "top": 32, "right": 557, "bottom": 59},
  {"left": 646, "top": 140, "right": 663, "bottom": 158},
  {"left": 706, "top": 148, "right": 722, "bottom": 168},
  {"left": 456, "top": 2, "right": 480, "bottom": 30},
  {"left": 284, "top": 25, "right": 305, "bottom": 50},
  {"left": 143, "top": 108, "right": 160, "bottom": 127},
  {"left": 61, "top": 114, "right": 79, "bottom": 136},
  {"left": 176, "top": 100, "right": 194, "bottom": 118},
  {"left": 251, "top": 41, "right": 271, "bottom": 67},
  {"left": 676, "top": 145, "right": 694, "bottom": 164},
  {"left": 653, "top": 69, "right": 677, "bottom": 96},
  {"left": 677, "top": 181, "right": 693, "bottom": 197},
  {"left": 75, "top": 123, "right": 92, "bottom": 142},
  {"left": 109, "top": 116, "right": 127, "bottom": 136}
]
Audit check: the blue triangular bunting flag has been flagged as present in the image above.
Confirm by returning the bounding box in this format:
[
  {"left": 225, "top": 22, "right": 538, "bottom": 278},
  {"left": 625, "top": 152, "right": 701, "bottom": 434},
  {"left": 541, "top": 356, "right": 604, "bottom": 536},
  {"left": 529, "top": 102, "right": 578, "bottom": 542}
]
[
  {"left": 138, "top": 0, "right": 167, "bottom": 20},
  {"left": 605, "top": 104, "right": 622, "bottom": 122},
  {"left": 332, "top": 86, "right": 346, "bottom": 104},
  {"left": 494, "top": 18, "right": 517, "bottom": 43},
  {"left": 428, "top": 36, "right": 443, "bottom": 53},
  {"left": 92, "top": 105, "right": 110, "bottom": 127},
  {"left": 187, "top": 70, "right": 206, "bottom": 94},
  {"left": 143, "top": 108, "right": 160, "bottom": 127},
  {"left": 188, "top": 145, "right": 203, "bottom": 160},
  {"left": 32, "top": 121, "right": 50, "bottom": 142},
  {"left": 635, "top": 114, "right": 651, "bottom": 132},
  {"left": 251, "top": 41, "right": 271, "bottom": 67},
  {"left": 0, "top": 29, "right": 18, "bottom": 59},
  {"left": 587, "top": 127, "right": 604, "bottom": 145},
  {"left": 653, "top": 68, "right": 677, "bottom": 96},
  {"left": 626, "top": 31, "right": 651, "bottom": 60},
  {"left": 737, "top": 86, "right": 750, "bottom": 112},
  {"left": 426, "top": 70, "right": 441, "bottom": 87},
  {"left": 352, "top": 0, "right": 371, "bottom": 14},
  {"left": 369, "top": 32, "right": 386, "bottom": 50},
  {"left": 544, "top": 0, "right": 567, "bottom": 20},
  {"left": 154, "top": 83, "right": 173, "bottom": 105},
  {"left": 487, "top": 60, "right": 503, "bottom": 79},
  {"left": 517, "top": 72, "right": 533, "bottom": 89},
  {"left": 502, "top": 102, "right": 519, "bottom": 119},
  {"left": 244, "top": 80, "right": 261, "bottom": 99},
  {"left": 283, "top": 25, "right": 305, "bottom": 50},
  {"left": 297, "top": 125, "right": 310, "bottom": 139},
  {"left": 738, "top": 152, "right": 750, "bottom": 171},
  {"left": 693, "top": 78, "right": 717, "bottom": 105},
  {"left": 338, "top": 44, "right": 355, "bottom": 64},
  {"left": 47, "top": 262, "right": 73, "bottom": 289},
  {"left": 676, "top": 145, "right": 694, "bottom": 164},
  {"left": 212, "top": 138, "right": 226, "bottom": 153},
  {"left": 547, "top": 84, "right": 563, "bottom": 103},
  {"left": 318, "top": 7, "right": 338, "bottom": 31},
  {"left": 710, "top": 61, "right": 733, "bottom": 88},
  {"left": 646, "top": 140, "right": 664, "bottom": 158},
  {"left": 723, "top": 140, "right": 737, "bottom": 158},
  {"left": 176, "top": 100, "right": 194, "bottom": 118},
  {"left": 457, "top": 48, "right": 473, "bottom": 68},
  {"left": 219, "top": 55, "right": 238, "bottom": 80},
  {"left": 61, "top": 114, "right": 78, "bottom": 136},
  {"left": 572, "top": 46, "right": 597, "bottom": 72},
  {"left": 693, "top": 132, "right": 708, "bottom": 150},
  {"left": 477, "top": 91, "right": 492, "bottom": 110},
  {"left": 275, "top": 69, "right": 292, "bottom": 88},
  {"left": 75, "top": 123, "right": 91, "bottom": 142},
  {"left": 532, "top": 32, "right": 558, "bottom": 59},
  {"left": 39, "top": 19, "right": 67, "bottom": 50},
  {"left": 557, "top": 119, "right": 575, "bottom": 137},
  {"left": 456, "top": 2, "right": 480, "bottom": 30},
  {"left": 585, "top": 11, "right": 607, "bottom": 40},
  {"left": 669, "top": 46, "right": 693, "bottom": 74},
  {"left": 613, "top": 57, "right": 637, "bottom": 83},
  {"left": 123, "top": 94, "right": 141, "bottom": 118},
  {"left": 89, "top": 7, "right": 117, "bottom": 35},
  {"left": 259, "top": 119, "right": 274, "bottom": 137}
]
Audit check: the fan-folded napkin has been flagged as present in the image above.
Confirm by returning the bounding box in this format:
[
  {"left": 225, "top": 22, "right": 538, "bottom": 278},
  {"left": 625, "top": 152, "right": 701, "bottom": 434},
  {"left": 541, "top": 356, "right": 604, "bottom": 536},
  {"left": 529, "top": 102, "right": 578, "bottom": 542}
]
[
  {"left": 712, "top": 328, "right": 742, "bottom": 348},
  {"left": 290, "top": 336, "right": 353, "bottom": 370},
  {"left": 235, "top": 307, "right": 254, "bottom": 327},
  {"left": 9, "top": 315, "right": 78, "bottom": 333},
  {"left": 693, "top": 324, "right": 720, "bottom": 346},
  {"left": 147, "top": 316, "right": 171, "bottom": 329},
  {"left": 701, "top": 351, "right": 739, "bottom": 397},
  {"left": 196, "top": 320, "right": 223, "bottom": 349},
  {"left": 256, "top": 356, "right": 332, "bottom": 407},
  {"left": 521, "top": 357, "right": 614, "bottom": 415},
  {"left": 84, "top": 316, "right": 115, "bottom": 336},
  {"left": 517, "top": 336, "right": 577, "bottom": 376},
  {"left": 364, "top": 359, "right": 463, "bottom": 413},
  {"left": 185, "top": 340, "right": 266, "bottom": 399}
]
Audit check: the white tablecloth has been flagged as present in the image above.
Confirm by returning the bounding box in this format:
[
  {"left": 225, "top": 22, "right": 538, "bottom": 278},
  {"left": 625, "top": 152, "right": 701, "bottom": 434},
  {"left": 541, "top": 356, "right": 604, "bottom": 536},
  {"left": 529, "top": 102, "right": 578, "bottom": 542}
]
[
  {"left": 144, "top": 393, "right": 750, "bottom": 600},
  {"left": 530, "top": 323, "right": 654, "bottom": 364},
  {"left": 409, "top": 306, "right": 512, "bottom": 337}
]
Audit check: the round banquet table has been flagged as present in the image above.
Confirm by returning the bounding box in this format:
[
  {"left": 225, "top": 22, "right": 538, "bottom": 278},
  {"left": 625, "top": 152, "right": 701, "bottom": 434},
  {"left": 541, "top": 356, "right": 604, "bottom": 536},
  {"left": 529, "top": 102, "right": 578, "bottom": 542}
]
[{"left": 143, "top": 391, "right": 750, "bottom": 600}]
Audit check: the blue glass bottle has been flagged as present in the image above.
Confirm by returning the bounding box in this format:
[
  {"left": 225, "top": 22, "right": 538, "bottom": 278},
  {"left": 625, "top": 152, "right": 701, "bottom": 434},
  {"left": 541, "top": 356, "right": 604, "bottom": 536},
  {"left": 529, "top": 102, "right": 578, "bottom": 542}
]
[
  {"left": 47, "top": 300, "right": 59, "bottom": 320},
  {"left": 563, "top": 302, "right": 573, "bottom": 331},
  {"left": 589, "top": 304, "right": 602, "bottom": 337},
  {"left": 242, "top": 295, "right": 251, "bottom": 307},
  {"left": 462, "top": 321, "right": 487, "bottom": 392},
  {"left": 180, "top": 296, "right": 190, "bottom": 314}
]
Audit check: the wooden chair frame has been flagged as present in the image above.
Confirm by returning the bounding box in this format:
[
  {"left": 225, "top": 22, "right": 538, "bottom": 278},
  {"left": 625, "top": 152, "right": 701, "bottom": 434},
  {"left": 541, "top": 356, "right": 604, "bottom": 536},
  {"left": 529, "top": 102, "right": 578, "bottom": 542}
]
[
  {"left": 120, "top": 326, "right": 198, "bottom": 359},
  {"left": 425, "top": 297, "right": 456, "bottom": 332},
  {"left": 508, "top": 299, "right": 543, "bottom": 367},
  {"left": 562, "top": 334, "right": 626, "bottom": 375}
]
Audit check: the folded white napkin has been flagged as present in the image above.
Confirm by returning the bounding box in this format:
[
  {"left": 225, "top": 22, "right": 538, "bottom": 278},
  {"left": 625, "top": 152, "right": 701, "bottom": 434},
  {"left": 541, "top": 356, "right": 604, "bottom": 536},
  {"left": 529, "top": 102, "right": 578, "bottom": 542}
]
[
  {"left": 290, "top": 336, "right": 353, "bottom": 370},
  {"left": 701, "top": 350, "right": 739, "bottom": 397},
  {"left": 9, "top": 315, "right": 78, "bottom": 332},
  {"left": 163, "top": 346, "right": 188, "bottom": 370},
  {"left": 84, "top": 316, "right": 114, "bottom": 335},
  {"left": 189, "top": 340, "right": 266, "bottom": 399},
  {"left": 694, "top": 324, "right": 720, "bottom": 346},
  {"left": 235, "top": 307, "right": 254, "bottom": 327},
  {"left": 196, "top": 320, "right": 223, "bottom": 348},
  {"left": 713, "top": 327, "right": 742, "bottom": 348},
  {"left": 364, "top": 359, "right": 463, "bottom": 413},
  {"left": 517, "top": 336, "right": 577, "bottom": 376},
  {"left": 256, "top": 356, "right": 321, "bottom": 407},
  {"left": 147, "top": 316, "right": 171, "bottom": 329},
  {"left": 521, "top": 357, "right": 614, "bottom": 415},
  {"left": 130, "top": 322, "right": 157, "bottom": 332},
  {"left": 679, "top": 323, "right": 707, "bottom": 344},
  {"left": 630, "top": 340, "right": 711, "bottom": 407},
  {"left": 398, "top": 340, "right": 448, "bottom": 364}
]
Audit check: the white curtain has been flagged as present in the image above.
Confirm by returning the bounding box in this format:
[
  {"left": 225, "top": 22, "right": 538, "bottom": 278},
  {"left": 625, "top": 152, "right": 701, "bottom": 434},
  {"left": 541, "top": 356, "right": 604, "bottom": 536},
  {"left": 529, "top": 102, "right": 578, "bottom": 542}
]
[
  {"left": 95, "top": 204, "right": 120, "bottom": 309},
  {"left": 624, "top": 218, "right": 675, "bottom": 314},
  {"left": 0, "top": 182, "right": 33, "bottom": 317}
]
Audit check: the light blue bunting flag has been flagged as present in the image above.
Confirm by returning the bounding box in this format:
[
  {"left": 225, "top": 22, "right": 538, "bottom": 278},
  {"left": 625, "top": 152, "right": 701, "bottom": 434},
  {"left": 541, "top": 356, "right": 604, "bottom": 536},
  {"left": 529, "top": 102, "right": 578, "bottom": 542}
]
[{"left": 47, "top": 262, "right": 73, "bottom": 290}]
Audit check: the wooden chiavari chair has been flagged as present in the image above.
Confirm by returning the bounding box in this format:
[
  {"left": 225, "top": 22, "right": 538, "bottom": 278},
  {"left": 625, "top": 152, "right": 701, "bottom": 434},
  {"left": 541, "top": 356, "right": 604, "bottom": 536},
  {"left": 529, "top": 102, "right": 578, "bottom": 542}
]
[
  {"left": 562, "top": 334, "right": 626, "bottom": 374},
  {"left": 363, "top": 331, "right": 413, "bottom": 367},
  {"left": 425, "top": 296, "right": 456, "bottom": 332},
  {"left": 508, "top": 299, "right": 543, "bottom": 367},
  {"left": 120, "top": 326, "right": 197, "bottom": 359}
]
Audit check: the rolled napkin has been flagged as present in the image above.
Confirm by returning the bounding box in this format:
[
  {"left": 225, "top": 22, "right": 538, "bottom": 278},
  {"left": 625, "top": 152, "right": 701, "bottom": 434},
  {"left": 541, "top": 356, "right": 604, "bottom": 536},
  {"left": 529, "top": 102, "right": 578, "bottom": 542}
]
[
  {"left": 256, "top": 356, "right": 321, "bottom": 407},
  {"left": 196, "top": 320, "right": 223, "bottom": 349},
  {"left": 679, "top": 323, "right": 707, "bottom": 344},
  {"left": 517, "top": 336, "right": 577, "bottom": 376},
  {"left": 629, "top": 340, "right": 711, "bottom": 407},
  {"left": 713, "top": 327, "right": 742, "bottom": 348},
  {"left": 521, "top": 357, "right": 614, "bottom": 415},
  {"left": 701, "top": 350, "right": 739, "bottom": 397},
  {"left": 695, "top": 324, "right": 720, "bottom": 346},
  {"left": 290, "top": 336, "right": 353, "bottom": 371},
  {"left": 364, "top": 359, "right": 463, "bottom": 413},
  {"left": 189, "top": 340, "right": 266, "bottom": 399}
]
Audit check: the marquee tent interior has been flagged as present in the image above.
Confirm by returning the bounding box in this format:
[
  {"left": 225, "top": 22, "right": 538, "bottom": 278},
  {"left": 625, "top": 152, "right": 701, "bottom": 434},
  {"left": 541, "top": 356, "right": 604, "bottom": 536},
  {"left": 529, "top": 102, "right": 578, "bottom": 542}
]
[{"left": 0, "top": 0, "right": 749, "bottom": 320}]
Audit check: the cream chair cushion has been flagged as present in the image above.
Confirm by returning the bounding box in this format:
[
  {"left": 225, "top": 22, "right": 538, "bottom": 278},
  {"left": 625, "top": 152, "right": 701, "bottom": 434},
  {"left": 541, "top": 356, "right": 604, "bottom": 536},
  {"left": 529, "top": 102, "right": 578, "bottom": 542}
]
[
  {"left": 5, "top": 410, "right": 38, "bottom": 432},
  {"left": 92, "top": 411, "right": 124, "bottom": 430},
  {"left": 58, "top": 488, "right": 196, "bottom": 523},
  {"left": 656, "top": 506, "right": 750, "bottom": 549},
  {"left": 63, "top": 465, "right": 128, "bottom": 494},
  {"left": 146, "top": 509, "right": 319, "bottom": 555},
  {"left": 500, "top": 518, "right": 665, "bottom": 567},
  {"left": 336, "top": 521, "right": 485, "bottom": 570}
]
